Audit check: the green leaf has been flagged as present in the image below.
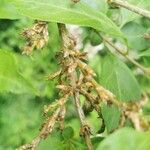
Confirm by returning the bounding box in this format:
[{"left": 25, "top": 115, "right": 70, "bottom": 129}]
[
  {"left": 62, "top": 126, "right": 74, "bottom": 140},
  {"left": 119, "top": 0, "right": 150, "bottom": 27},
  {"left": 39, "top": 132, "right": 65, "bottom": 150},
  {"left": 11, "top": 0, "right": 123, "bottom": 37},
  {"left": 91, "top": 136, "right": 104, "bottom": 150},
  {"left": 97, "top": 128, "right": 150, "bottom": 150},
  {"left": 100, "top": 54, "right": 141, "bottom": 102},
  {"left": 0, "top": 50, "right": 37, "bottom": 94},
  {"left": 122, "top": 22, "right": 149, "bottom": 51},
  {"left": 139, "top": 49, "right": 150, "bottom": 57},
  {"left": 0, "top": 0, "right": 21, "bottom": 19},
  {"left": 101, "top": 103, "right": 121, "bottom": 133}
]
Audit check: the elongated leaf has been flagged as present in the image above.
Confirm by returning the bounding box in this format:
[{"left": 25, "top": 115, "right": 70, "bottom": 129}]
[
  {"left": 122, "top": 22, "right": 149, "bottom": 51},
  {"left": 139, "top": 49, "right": 150, "bottom": 57},
  {"left": 120, "top": 0, "right": 150, "bottom": 27},
  {"left": 100, "top": 54, "right": 141, "bottom": 102},
  {"left": 0, "top": 50, "right": 37, "bottom": 94},
  {"left": 97, "top": 128, "right": 150, "bottom": 150},
  {"left": 11, "top": 0, "right": 123, "bottom": 37},
  {"left": 0, "top": 0, "right": 21, "bottom": 19},
  {"left": 101, "top": 103, "right": 121, "bottom": 133}
]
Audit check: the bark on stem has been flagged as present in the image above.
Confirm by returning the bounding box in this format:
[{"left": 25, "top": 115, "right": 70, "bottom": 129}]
[
  {"left": 58, "top": 23, "right": 93, "bottom": 150},
  {"left": 108, "top": 0, "right": 150, "bottom": 19},
  {"left": 95, "top": 31, "right": 150, "bottom": 76},
  {"left": 74, "top": 91, "right": 93, "bottom": 150},
  {"left": 103, "top": 36, "right": 150, "bottom": 76}
]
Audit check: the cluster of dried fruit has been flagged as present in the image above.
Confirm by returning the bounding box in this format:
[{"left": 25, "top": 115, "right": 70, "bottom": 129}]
[
  {"left": 21, "top": 21, "right": 49, "bottom": 55},
  {"left": 18, "top": 23, "right": 150, "bottom": 150}
]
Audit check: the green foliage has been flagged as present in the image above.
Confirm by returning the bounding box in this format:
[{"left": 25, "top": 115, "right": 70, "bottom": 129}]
[
  {"left": 62, "top": 126, "right": 74, "bottom": 140},
  {"left": 0, "top": 94, "right": 42, "bottom": 149},
  {"left": 0, "top": 0, "right": 150, "bottom": 150},
  {"left": 89, "top": 30, "right": 102, "bottom": 46},
  {"left": 39, "top": 132, "right": 86, "bottom": 150},
  {"left": 11, "top": 0, "right": 123, "bottom": 37},
  {"left": 112, "top": 0, "right": 150, "bottom": 27},
  {"left": 0, "top": 50, "right": 37, "bottom": 94},
  {"left": 100, "top": 54, "right": 141, "bottom": 102},
  {"left": 97, "top": 128, "right": 150, "bottom": 150},
  {"left": 101, "top": 103, "right": 121, "bottom": 133},
  {"left": 0, "top": 0, "right": 21, "bottom": 19},
  {"left": 139, "top": 49, "right": 150, "bottom": 57},
  {"left": 122, "top": 22, "right": 150, "bottom": 51}
]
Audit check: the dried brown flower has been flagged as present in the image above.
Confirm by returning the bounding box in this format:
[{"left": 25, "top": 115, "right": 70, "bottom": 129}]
[{"left": 21, "top": 21, "right": 49, "bottom": 55}]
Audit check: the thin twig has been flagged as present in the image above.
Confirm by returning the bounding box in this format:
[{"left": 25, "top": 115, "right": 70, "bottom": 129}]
[
  {"left": 95, "top": 31, "right": 150, "bottom": 76},
  {"left": 71, "top": 71, "right": 93, "bottom": 150},
  {"left": 108, "top": 0, "right": 150, "bottom": 19},
  {"left": 58, "top": 23, "right": 93, "bottom": 150},
  {"left": 74, "top": 91, "right": 93, "bottom": 150}
]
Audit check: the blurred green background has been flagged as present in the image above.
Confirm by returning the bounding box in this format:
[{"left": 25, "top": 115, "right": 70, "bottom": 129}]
[{"left": 1, "top": 4, "right": 150, "bottom": 148}]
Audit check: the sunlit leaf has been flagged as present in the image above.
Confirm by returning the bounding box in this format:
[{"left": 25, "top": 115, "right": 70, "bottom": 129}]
[
  {"left": 0, "top": 50, "right": 38, "bottom": 94},
  {"left": 11, "top": 0, "right": 123, "bottom": 37},
  {"left": 0, "top": 0, "right": 21, "bottom": 19},
  {"left": 100, "top": 54, "right": 141, "bottom": 101},
  {"left": 101, "top": 103, "right": 121, "bottom": 133},
  {"left": 62, "top": 126, "right": 74, "bottom": 140},
  {"left": 119, "top": 0, "right": 150, "bottom": 27},
  {"left": 122, "top": 22, "right": 149, "bottom": 51},
  {"left": 139, "top": 49, "right": 150, "bottom": 57},
  {"left": 97, "top": 128, "right": 150, "bottom": 150}
]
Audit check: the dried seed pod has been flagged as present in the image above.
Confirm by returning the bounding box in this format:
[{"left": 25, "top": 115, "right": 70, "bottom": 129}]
[
  {"left": 68, "top": 62, "right": 77, "bottom": 73},
  {"left": 21, "top": 28, "right": 35, "bottom": 39},
  {"left": 72, "top": 0, "right": 80, "bottom": 3},
  {"left": 68, "top": 50, "right": 87, "bottom": 60},
  {"left": 44, "top": 94, "right": 70, "bottom": 115},
  {"left": 143, "top": 33, "right": 150, "bottom": 39},
  {"left": 22, "top": 41, "right": 35, "bottom": 55},
  {"left": 77, "top": 72, "right": 84, "bottom": 86},
  {"left": 21, "top": 21, "right": 49, "bottom": 55},
  {"left": 40, "top": 108, "right": 61, "bottom": 139},
  {"left": 57, "top": 106, "right": 66, "bottom": 131},
  {"left": 82, "top": 102, "right": 93, "bottom": 114},
  {"left": 77, "top": 60, "right": 96, "bottom": 77},
  {"left": 80, "top": 124, "right": 92, "bottom": 137},
  {"left": 46, "top": 69, "right": 62, "bottom": 80},
  {"left": 56, "top": 85, "right": 71, "bottom": 92}
]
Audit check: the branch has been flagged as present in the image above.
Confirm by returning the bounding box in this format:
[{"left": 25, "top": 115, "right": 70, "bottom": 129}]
[
  {"left": 95, "top": 31, "right": 150, "bottom": 76},
  {"left": 84, "top": 74, "right": 150, "bottom": 131},
  {"left": 74, "top": 91, "right": 93, "bottom": 150},
  {"left": 76, "top": 56, "right": 150, "bottom": 130},
  {"left": 58, "top": 23, "right": 93, "bottom": 150},
  {"left": 108, "top": 0, "right": 150, "bottom": 19}
]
